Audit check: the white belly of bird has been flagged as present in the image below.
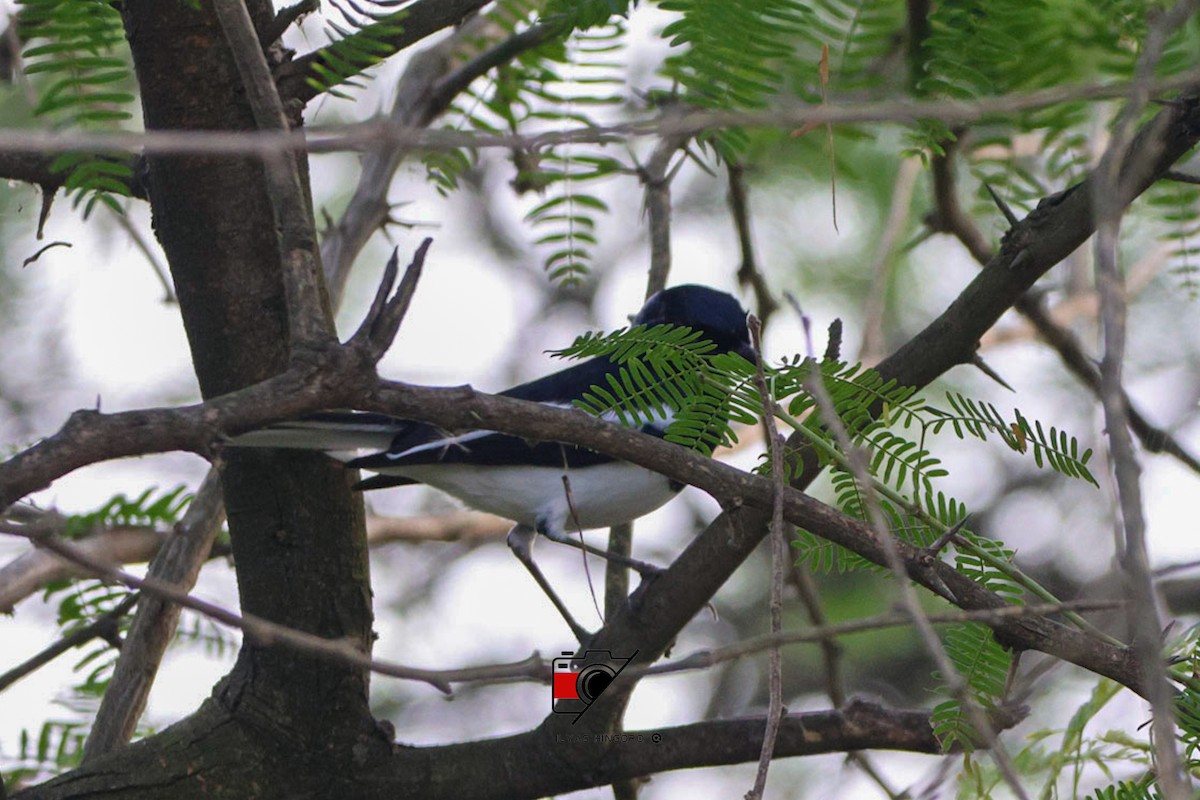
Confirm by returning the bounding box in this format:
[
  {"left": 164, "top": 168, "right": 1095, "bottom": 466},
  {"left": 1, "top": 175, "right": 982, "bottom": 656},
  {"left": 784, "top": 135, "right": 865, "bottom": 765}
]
[{"left": 386, "top": 462, "right": 680, "bottom": 535}]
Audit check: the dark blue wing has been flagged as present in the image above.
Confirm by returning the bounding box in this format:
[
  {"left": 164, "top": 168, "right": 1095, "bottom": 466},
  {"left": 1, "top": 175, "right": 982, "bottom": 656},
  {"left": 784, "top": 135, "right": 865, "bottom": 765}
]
[{"left": 345, "top": 356, "right": 640, "bottom": 488}]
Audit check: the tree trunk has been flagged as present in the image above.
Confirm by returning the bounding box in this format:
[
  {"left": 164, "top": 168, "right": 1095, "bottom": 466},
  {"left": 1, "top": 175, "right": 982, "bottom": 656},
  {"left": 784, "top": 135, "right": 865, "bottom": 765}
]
[{"left": 21, "top": 4, "right": 392, "bottom": 796}]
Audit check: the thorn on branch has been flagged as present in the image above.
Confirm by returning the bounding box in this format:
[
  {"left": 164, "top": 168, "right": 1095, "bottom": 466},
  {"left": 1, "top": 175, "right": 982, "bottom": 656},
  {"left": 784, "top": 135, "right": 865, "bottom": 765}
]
[
  {"left": 970, "top": 354, "right": 1015, "bottom": 392},
  {"left": 925, "top": 515, "right": 970, "bottom": 558},
  {"left": 36, "top": 183, "right": 57, "bottom": 239},
  {"left": 1151, "top": 97, "right": 1188, "bottom": 110},
  {"left": 1163, "top": 169, "right": 1200, "bottom": 185},
  {"left": 1008, "top": 248, "right": 1032, "bottom": 272},
  {"left": 823, "top": 319, "right": 843, "bottom": 362},
  {"left": 22, "top": 240, "right": 71, "bottom": 267},
  {"left": 983, "top": 181, "right": 1020, "bottom": 228},
  {"left": 352, "top": 238, "right": 432, "bottom": 363},
  {"left": 262, "top": 0, "right": 320, "bottom": 46}
]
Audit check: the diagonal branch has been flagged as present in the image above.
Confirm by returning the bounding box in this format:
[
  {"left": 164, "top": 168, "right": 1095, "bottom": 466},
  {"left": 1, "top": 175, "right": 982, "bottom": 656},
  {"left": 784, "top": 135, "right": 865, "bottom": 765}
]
[
  {"left": 319, "top": 15, "right": 558, "bottom": 302},
  {"left": 928, "top": 144, "right": 1200, "bottom": 476},
  {"left": 275, "top": 0, "right": 494, "bottom": 105},
  {"left": 82, "top": 471, "right": 226, "bottom": 761},
  {"left": 0, "top": 592, "right": 138, "bottom": 693}
]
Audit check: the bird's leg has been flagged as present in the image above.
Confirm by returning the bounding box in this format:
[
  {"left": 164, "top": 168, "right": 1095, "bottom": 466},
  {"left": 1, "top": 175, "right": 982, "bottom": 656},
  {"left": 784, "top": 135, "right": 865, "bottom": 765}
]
[
  {"left": 540, "top": 528, "right": 664, "bottom": 578},
  {"left": 506, "top": 525, "right": 593, "bottom": 643}
]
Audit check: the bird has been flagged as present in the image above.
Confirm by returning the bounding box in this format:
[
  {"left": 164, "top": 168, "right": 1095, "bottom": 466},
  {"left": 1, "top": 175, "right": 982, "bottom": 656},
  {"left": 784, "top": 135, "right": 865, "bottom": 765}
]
[{"left": 230, "top": 284, "right": 755, "bottom": 640}]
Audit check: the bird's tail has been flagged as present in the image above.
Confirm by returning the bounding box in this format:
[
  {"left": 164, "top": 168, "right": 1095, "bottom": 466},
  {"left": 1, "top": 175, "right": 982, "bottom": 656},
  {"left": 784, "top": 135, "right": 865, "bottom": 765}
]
[{"left": 225, "top": 411, "right": 403, "bottom": 455}]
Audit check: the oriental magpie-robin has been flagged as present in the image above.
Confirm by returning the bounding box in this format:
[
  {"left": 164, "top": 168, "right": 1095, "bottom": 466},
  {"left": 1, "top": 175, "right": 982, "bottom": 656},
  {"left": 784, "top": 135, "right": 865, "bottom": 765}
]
[{"left": 232, "top": 284, "right": 754, "bottom": 639}]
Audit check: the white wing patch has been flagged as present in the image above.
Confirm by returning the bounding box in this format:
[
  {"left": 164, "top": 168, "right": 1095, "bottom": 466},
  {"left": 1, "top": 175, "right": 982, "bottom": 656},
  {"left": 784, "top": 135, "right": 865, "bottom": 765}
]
[
  {"left": 384, "top": 402, "right": 578, "bottom": 460},
  {"left": 383, "top": 403, "right": 676, "bottom": 461},
  {"left": 385, "top": 428, "right": 495, "bottom": 460}
]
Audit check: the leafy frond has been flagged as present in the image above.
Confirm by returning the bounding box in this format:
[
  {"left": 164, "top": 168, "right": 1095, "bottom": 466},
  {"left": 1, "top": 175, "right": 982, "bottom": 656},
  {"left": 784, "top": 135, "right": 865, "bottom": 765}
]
[
  {"left": 6, "top": 720, "right": 87, "bottom": 789},
  {"left": 1145, "top": 180, "right": 1200, "bottom": 299},
  {"left": 39, "top": 580, "right": 133, "bottom": 695},
  {"left": 791, "top": 527, "right": 868, "bottom": 574},
  {"left": 932, "top": 623, "right": 1013, "bottom": 752},
  {"left": 782, "top": 359, "right": 920, "bottom": 429},
  {"left": 657, "top": 0, "right": 816, "bottom": 155},
  {"left": 422, "top": 4, "right": 629, "bottom": 281},
  {"left": 543, "top": 0, "right": 634, "bottom": 31},
  {"left": 1085, "top": 777, "right": 1159, "bottom": 800},
  {"left": 907, "top": 0, "right": 1185, "bottom": 202},
  {"left": 19, "top": 0, "right": 135, "bottom": 214},
  {"left": 558, "top": 334, "right": 1093, "bottom": 653},
  {"left": 953, "top": 532, "right": 1024, "bottom": 603},
  {"left": 556, "top": 321, "right": 718, "bottom": 362},
  {"left": 63, "top": 485, "right": 191, "bottom": 539},
  {"left": 929, "top": 393, "right": 1097, "bottom": 485},
  {"left": 554, "top": 323, "right": 756, "bottom": 453},
  {"left": 791, "top": 466, "right": 941, "bottom": 574},
  {"left": 303, "top": 0, "right": 408, "bottom": 100},
  {"left": 806, "top": 0, "right": 904, "bottom": 94}
]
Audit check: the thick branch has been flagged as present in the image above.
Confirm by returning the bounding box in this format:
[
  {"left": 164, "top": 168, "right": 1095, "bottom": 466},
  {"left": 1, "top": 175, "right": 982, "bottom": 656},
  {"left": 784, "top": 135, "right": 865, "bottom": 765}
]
[
  {"left": 30, "top": 700, "right": 949, "bottom": 799},
  {"left": 0, "top": 364, "right": 1147, "bottom": 696},
  {"left": 929, "top": 145, "right": 1200, "bottom": 474}
]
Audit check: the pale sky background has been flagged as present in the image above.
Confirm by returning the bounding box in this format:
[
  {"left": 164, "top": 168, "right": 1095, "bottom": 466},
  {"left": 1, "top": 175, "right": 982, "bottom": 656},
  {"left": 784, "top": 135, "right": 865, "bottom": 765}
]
[{"left": 1, "top": 6, "right": 1199, "bottom": 799}]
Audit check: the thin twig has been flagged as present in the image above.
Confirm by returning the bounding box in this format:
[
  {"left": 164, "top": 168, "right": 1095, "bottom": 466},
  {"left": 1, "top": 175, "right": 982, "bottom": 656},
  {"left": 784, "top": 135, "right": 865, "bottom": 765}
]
[
  {"left": 627, "top": 600, "right": 1121, "bottom": 684},
  {"left": 745, "top": 316, "right": 787, "bottom": 800},
  {"left": 787, "top": 564, "right": 846, "bottom": 706},
  {"left": 1163, "top": 169, "right": 1200, "bottom": 184},
  {"left": 0, "top": 592, "right": 139, "bottom": 692},
  {"left": 0, "top": 520, "right": 473, "bottom": 694},
  {"left": 106, "top": 203, "right": 176, "bottom": 303},
  {"left": 640, "top": 134, "right": 688, "bottom": 297},
  {"left": 1090, "top": 2, "right": 1200, "bottom": 795},
  {"left": 20, "top": 240, "right": 70, "bottom": 268},
  {"left": 858, "top": 157, "right": 921, "bottom": 362},
  {"left": 727, "top": 163, "right": 778, "bottom": 324},
  {"left": 0, "top": 72, "right": 1197, "bottom": 161}
]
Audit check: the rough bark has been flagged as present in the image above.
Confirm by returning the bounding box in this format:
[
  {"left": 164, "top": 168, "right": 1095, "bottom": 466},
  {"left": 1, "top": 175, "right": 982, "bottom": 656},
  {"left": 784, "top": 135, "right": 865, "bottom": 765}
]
[{"left": 23, "top": 3, "right": 391, "bottom": 794}]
